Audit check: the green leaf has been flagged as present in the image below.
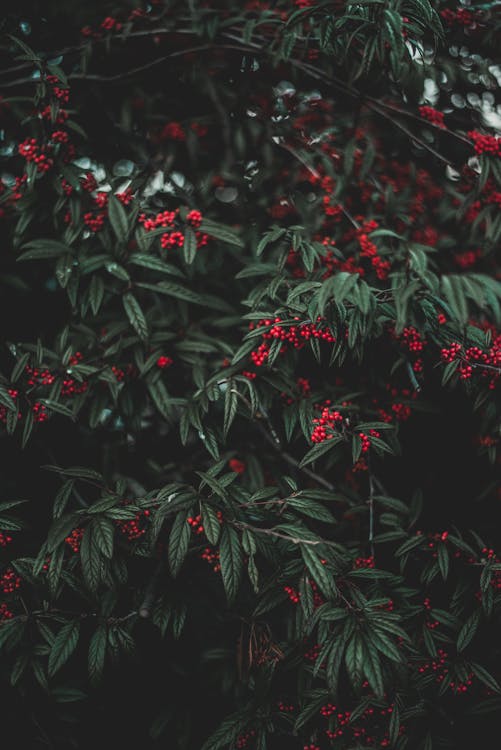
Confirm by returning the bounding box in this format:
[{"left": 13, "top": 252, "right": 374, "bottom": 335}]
[
  {"left": 92, "top": 517, "right": 115, "bottom": 559},
  {"left": 18, "top": 239, "right": 73, "bottom": 261},
  {"left": 129, "top": 254, "right": 184, "bottom": 278},
  {"left": 123, "top": 293, "right": 149, "bottom": 340},
  {"left": 108, "top": 194, "right": 129, "bottom": 243},
  {"left": 88, "top": 625, "right": 107, "bottom": 684},
  {"left": 80, "top": 526, "right": 102, "bottom": 591},
  {"left": 361, "top": 640, "right": 385, "bottom": 697},
  {"left": 147, "top": 281, "right": 205, "bottom": 305},
  {"left": 0, "top": 386, "right": 17, "bottom": 412},
  {"left": 44, "top": 465, "right": 104, "bottom": 482},
  {"left": 200, "top": 218, "right": 244, "bottom": 248},
  {"left": 301, "top": 545, "right": 336, "bottom": 599},
  {"left": 395, "top": 535, "right": 424, "bottom": 556},
  {"left": 48, "top": 621, "right": 80, "bottom": 677},
  {"left": 147, "top": 378, "right": 172, "bottom": 419},
  {"left": 11, "top": 352, "right": 31, "bottom": 383},
  {"left": 366, "top": 627, "right": 403, "bottom": 663},
  {"left": 53, "top": 480, "right": 74, "bottom": 519},
  {"left": 471, "top": 662, "right": 501, "bottom": 693},
  {"left": 299, "top": 435, "right": 344, "bottom": 467},
  {"left": 457, "top": 610, "right": 481, "bottom": 652},
  {"left": 183, "top": 226, "right": 198, "bottom": 264},
  {"left": 223, "top": 385, "right": 238, "bottom": 437},
  {"left": 168, "top": 509, "right": 192, "bottom": 577},
  {"left": 345, "top": 632, "right": 363, "bottom": 688},
  {"left": 201, "top": 504, "right": 221, "bottom": 546},
  {"left": 219, "top": 526, "right": 242, "bottom": 603},
  {"left": 89, "top": 275, "right": 105, "bottom": 315},
  {"left": 437, "top": 543, "right": 449, "bottom": 581}
]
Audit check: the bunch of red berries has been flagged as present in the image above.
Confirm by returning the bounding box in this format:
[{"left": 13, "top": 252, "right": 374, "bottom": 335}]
[
  {"left": 32, "top": 402, "right": 49, "bottom": 422},
  {"left": 65, "top": 527, "right": 84, "bottom": 553},
  {"left": 0, "top": 531, "right": 13, "bottom": 547},
  {"left": 311, "top": 403, "right": 344, "bottom": 443},
  {"left": 1, "top": 568, "right": 21, "bottom": 593},
  {"left": 419, "top": 106, "right": 446, "bottom": 129},
  {"left": 0, "top": 602, "right": 13, "bottom": 621},
  {"left": 156, "top": 355, "right": 173, "bottom": 369},
  {"left": 186, "top": 209, "right": 203, "bottom": 228},
  {"left": 116, "top": 509, "right": 150, "bottom": 541},
  {"left": 468, "top": 130, "right": 501, "bottom": 157},
  {"left": 200, "top": 547, "right": 220, "bottom": 572},
  {"left": 284, "top": 585, "right": 300, "bottom": 604},
  {"left": 229, "top": 458, "right": 246, "bottom": 474},
  {"left": 353, "top": 555, "right": 375, "bottom": 569}
]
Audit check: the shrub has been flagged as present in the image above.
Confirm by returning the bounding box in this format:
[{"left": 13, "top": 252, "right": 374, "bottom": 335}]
[{"left": 0, "top": 1, "right": 500, "bottom": 747}]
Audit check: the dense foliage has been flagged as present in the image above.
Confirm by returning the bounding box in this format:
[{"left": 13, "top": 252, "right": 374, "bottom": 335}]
[{"left": 0, "top": 1, "right": 500, "bottom": 747}]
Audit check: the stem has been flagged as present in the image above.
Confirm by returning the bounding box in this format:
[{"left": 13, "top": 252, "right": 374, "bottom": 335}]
[
  {"left": 256, "top": 421, "right": 335, "bottom": 491},
  {"left": 233, "top": 519, "right": 332, "bottom": 546},
  {"left": 139, "top": 562, "right": 164, "bottom": 618},
  {"left": 367, "top": 458, "right": 375, "bottom": 559}
]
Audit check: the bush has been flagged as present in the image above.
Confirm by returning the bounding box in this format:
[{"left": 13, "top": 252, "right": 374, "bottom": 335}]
[{"left": 0, "top": 1, "right": 500, "bottom": 747}]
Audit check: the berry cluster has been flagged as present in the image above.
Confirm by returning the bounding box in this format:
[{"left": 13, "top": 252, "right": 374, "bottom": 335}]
[
  {"left": 61, "top": 377, "right": 88, "bottom": 397},
  {"left": 25, "top": 365, "right": 55, "bottom": 387},
  {"left": 46, "top": 75, "right": 69, "bottom": 103},
  {"left": 188, "top": 511, "right": 223, "bottom": 537},
  {"left": 229, "top": 458, "right": 246, "bottom": 474},
  {"left": 139, "top": 207, "right": 208, "bottom": 253},
  {"left": 303, "top": 642, "right": 320, "bottom": 662},
  {"left": 160, "top": 122, "right": 186, "bottom": 141},
  {"left": 417, "top": 647, "right": 449, "bottom": 682},
  {"left": 187, "top": 514, "right": 205, "bottom": 535},
  {"left": 81, "top": 11, "right": 139, "bottom": 38},
  {"left": 116, "top": 509, "right": 150, "bottom": 541},
  {"left": 0, "top": 389, "right": 19, "bottom": 425},
  {"left": 320, "top": 703, "right": 337, "bottom": 717},
  {"left": 139, "top": 209, "right": 178, "bottom": 231},
  {"left": 201, "top": 547, "right": 221, "bottom": 572},
  {"left": 65, "top": 527, "right": 84, "bottom": 553},
  {"left": 1, "top": 568, "right": 21, "bottom": 593},
  {"left": 440, "top": 7, "right": 477, "bottom": 26},
  {"left": 310, "top": 404, "right": 344, "bottom": 443},
  {"left": 468, "top": 130, "right": 501, "bottom": 158},
  {"left": 281, "top": 377, "right": 311, "bottom": 405},
  {"left": 18, "top": 138, "right": 53, "bottom": 173},
  {"left": 249, "top": 317, "right": 335, "bottom": 367},
  {"left": 32, "top": 402, "right": 48, "bottom": 422},
  {"left": 156, "top": 355, "right": 173, "bottom": 369},
  {"left": 186, "top": 209, "right": 203, "bottom": 228},
  {"left": 235, "top": 729, "right": 256, "bottom": 749},
  {"left": 284, "top": 585, "right": 300, "bottom": 603},
  {"left": 441, "top": 336, "right": 500, "bottom": 385},
  {"left": 101, "top": 16, "right": 122, "bottom": 31},
  {"left": 353, "top": 555, "right": 375, "bottom": 569},
  {"left": 419, "top": 106, "right": 446, "bottom": 129},
  {"left": 0, "top": 531, "right": 13, "bottom": 547},
  {"left": 356, "top": 220, "right": 391, "bottom": 280},
  {"left": 0, "top": 602, "right": 13, "bottom": 620},
  {"left": 375, "top": 385, "right": 417, "bottom": 424}
]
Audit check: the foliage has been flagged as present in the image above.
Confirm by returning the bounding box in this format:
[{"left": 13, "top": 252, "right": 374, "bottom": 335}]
[{"left": 0, "top": 0, "right": 500, "bottom": 747}]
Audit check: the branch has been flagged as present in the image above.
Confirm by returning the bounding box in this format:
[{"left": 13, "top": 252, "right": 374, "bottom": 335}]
[
  {"left": 233, "top": 519, "right": 328, "bottom": 546},
  {"left": 367, "top": 458, "right": 375, "bottom": 559},
  {"left": 255, "top": 420, "right": 336, "bottom": 491},
  {"left": 139, "top": 561, "right": 164, "bottom": 618}
]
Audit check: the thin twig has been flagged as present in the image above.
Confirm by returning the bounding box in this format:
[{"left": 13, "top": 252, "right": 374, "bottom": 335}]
[
  {"left": 233, "top": 519, "right": 330, "bottom": 546},
  {"left": 256, "top": 421, "right": 336, "bottom": 491},
  {"left": 139, "top": 561, "right": 164, "bottom": 618},
  {"left": 367, "top": 458, "right": 375, "bottom": 559}
]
